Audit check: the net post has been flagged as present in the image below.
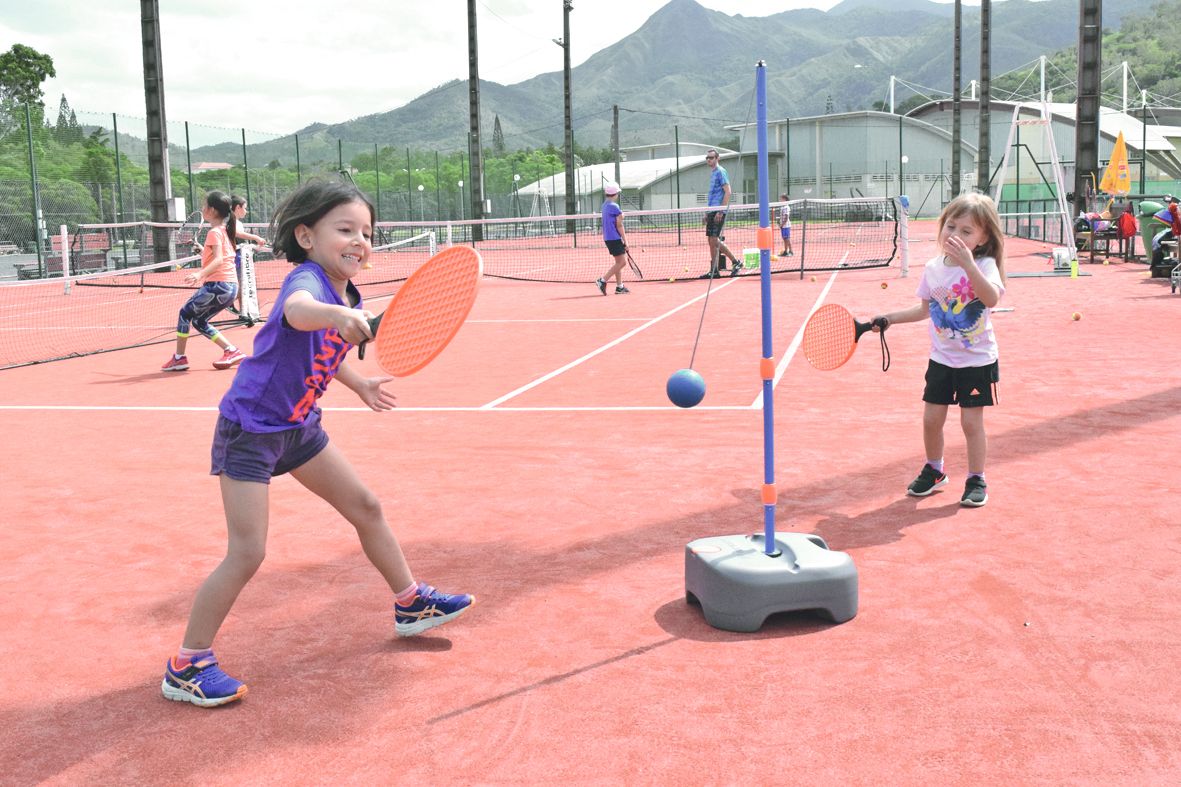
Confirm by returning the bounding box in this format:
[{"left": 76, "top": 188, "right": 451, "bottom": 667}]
[
  {"left": 429, "top": 231, "right": 437, "bottom": 256},
  {"left": 60, "top": 224, "right": 71, "bottom": 293}
]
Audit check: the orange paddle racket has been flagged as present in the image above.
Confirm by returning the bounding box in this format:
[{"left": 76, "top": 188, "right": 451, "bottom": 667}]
[
  {"left": 357, "top": 245, "right": 482, "bottom": 376},
  {"left": 802, "top": 303, "right": 890, "bottom": 371}
]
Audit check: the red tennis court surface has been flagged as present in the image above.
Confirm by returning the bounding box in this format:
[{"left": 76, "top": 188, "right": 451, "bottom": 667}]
[{"left": 3, "top": 233, "right": 1180, "bottom": 784}]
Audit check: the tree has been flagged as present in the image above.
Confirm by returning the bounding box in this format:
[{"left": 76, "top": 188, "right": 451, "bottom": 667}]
[
  {"left": 492, "top": 115, "right": 505, "bottom": 155},
  {"left": 54, "top": 94, "right": 82, "bottom": 144},
  {"left": 0, "top": 44, "right": 56, "bottom": 107}
]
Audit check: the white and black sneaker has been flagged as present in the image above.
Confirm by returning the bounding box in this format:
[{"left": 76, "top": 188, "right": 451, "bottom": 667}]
[
  {"left": 906, "top": 463, "right": 948, "bottom": 497},
  {"left": 960, "top": 476, "right": 988, "bottom": 507}
]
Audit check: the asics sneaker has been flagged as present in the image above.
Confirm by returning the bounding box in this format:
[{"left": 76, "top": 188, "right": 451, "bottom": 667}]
[
  {"left": 161, "top": 653, "right": 247, "bottom": 707},
  {"left": 395, "top": 583, "right": 474, "bottom": 637},
  {"left": 161, "top": 355, "right": 189, "bottom": 372},
  {"left": 213, "top": 348, "right": 246, "bottom": 369}
]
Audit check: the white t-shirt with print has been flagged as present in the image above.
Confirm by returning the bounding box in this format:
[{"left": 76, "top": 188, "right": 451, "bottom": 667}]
[{"left": 916, "top": 255, "right": 1005, "bottom": 368}]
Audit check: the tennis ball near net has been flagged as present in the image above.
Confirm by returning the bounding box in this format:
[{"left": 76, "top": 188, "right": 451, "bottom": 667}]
[
  {"left": 1072, "top": 312, "right": 1082, "bottom": 321},
  {"left": 881, "top": 282, "right": 888, "bottom": 289}
]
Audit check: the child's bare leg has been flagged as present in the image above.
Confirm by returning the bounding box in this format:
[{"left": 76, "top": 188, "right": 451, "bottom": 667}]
[
  {"left": 181, "top": 476, "right": 270, "bottom": 649},
  {"left": 922, "top": 402, "right": 949, "bottom": 464},
  {"left": 960, "top": 406, "right": 987, "bottom": 474},
  {"left": 290, "top": 443, "right": 413, "bottom": 592}
]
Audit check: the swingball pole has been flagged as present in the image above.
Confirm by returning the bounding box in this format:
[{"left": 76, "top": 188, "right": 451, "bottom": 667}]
[{"left": 755, "top": 60, "right": 778, "bottom": 556}]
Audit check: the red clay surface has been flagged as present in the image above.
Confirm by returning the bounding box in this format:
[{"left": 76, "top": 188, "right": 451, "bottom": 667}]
[{"left": 2, "top": 230, "right": 1180, "bottom": 784}]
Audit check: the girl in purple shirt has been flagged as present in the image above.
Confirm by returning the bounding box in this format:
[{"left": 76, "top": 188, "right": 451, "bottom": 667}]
[{"left": 162, "top": 180, "right": 474, "bottom": 708}]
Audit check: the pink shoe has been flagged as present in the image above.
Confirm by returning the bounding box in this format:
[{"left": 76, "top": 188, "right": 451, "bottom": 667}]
[
  {"left": 161, "top": 355, "right": 189, "bottom": 372},
  {"left": 213, "top": 349, "right": 246, "bottom": 369}
]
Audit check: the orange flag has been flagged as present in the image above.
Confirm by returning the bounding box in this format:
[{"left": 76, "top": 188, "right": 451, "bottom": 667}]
[{"left": 1099, "top": 131, "right": 1131, "bottom": 195}]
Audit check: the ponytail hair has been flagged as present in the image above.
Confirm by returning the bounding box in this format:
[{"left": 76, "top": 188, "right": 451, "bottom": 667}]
[{"left": 204, "top": 190, "right": 236, "bottom": 244}]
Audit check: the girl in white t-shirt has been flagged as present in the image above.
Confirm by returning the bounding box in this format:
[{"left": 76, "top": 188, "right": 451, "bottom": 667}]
[{"left": 872, "top": 192, "right": 1007, "bottom": 507}]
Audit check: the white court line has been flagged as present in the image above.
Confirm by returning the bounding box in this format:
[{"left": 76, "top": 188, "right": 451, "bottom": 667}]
[
  {"left": 0, "top": 404, "right": 753, "bottom": 413},
  {"left": 482, "top": 277, "right": 741, "bottom": 409},
  {"left": 468, "top": 317, "right": 652, "bottom": 323},
  {"left": 750, "top": 257, "right": 846, "bottom": 409}
]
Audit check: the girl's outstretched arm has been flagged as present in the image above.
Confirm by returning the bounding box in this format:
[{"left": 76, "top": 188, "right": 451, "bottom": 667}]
[{"left": 336, "top": 361, "right": 397, "bottom": 411}]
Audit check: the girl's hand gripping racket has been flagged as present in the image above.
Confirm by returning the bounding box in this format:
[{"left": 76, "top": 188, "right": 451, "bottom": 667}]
[
  {"left": 802, "top": 303, "right": 890, "bottom": 371},
  {"left": 625, "top": 247, "right": 643, "bottom": 279},
  {"left": 357, "top": 245, "right": 482, "bottom": 376}
]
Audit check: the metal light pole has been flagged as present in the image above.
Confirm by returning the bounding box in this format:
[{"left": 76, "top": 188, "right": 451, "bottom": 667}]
[
  {"left": 556, "top": 1, "right": 576, "bottom": 231},
  {"left": 467, "top": 0, "right": 486, "bottom": 239}
]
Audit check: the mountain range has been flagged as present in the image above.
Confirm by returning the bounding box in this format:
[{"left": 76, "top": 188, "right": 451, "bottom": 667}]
[{"left": 195, "top": 0, "right": 1141, "bottom": 162}]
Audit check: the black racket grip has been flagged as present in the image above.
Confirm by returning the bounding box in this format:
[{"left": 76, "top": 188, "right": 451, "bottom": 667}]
[
  {"left": 854, "top": 317, "right": 889, "bottom": 342},
  {"left": 357, "top": 314, "right": 382, "bottom": 360}
]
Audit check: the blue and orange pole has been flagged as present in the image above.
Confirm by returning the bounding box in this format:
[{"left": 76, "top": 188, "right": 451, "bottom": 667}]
[{"left": 755, "top": 61, "right": 778, "bottom": 556}]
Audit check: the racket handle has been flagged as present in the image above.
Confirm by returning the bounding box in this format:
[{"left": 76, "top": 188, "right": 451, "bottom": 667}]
[
  {"left": 358, "top": 314, "right": 382, "bottom": 360},
  {"left": 854, "top": 320, "right": 874, "bottom": 341}
]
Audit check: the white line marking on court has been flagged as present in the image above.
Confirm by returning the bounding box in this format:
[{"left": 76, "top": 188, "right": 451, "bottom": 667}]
[
  {"left": 750, "top": 263, "right": 843, "bottom": 409},
  {"left": 0, "top": 404, "right": 754, "bottom": 413},
  {"left": 480, "top": 278, "right": 741, "bottom": 409},
  {"left": 468, "top": 317, "right": 652, "bottom": 323}
]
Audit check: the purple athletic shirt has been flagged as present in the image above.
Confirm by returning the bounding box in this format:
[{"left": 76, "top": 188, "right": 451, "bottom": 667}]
[{"left": 219, "top": 262, "right": 361, "bottom": 432}]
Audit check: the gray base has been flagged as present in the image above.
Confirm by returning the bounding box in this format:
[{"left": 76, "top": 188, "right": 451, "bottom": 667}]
[{"left": 685, "top": 532, "right": 858, "bottom": 632}]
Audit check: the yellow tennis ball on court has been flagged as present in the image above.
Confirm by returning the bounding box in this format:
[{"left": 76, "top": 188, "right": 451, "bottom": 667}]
[
  {"left": 669, "top": 277, "right": 675, "bottom": 282},
  {"left": 809, "top": 276, "right": 816, "bottom": 282},
  {"left": 683, "top": 267, "right": 688, "bottom": 272},
  {"left": 1103, "top": 259, "right": 1109, "bottom": 265},
  {"left": 881, "top": 281, "right": 888, "bottom": 289},
  {"left": 1072, "top": 312, "right": 1081, "bottom": 321}
]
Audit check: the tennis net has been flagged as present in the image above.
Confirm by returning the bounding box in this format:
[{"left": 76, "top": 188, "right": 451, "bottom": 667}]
[
  {"left": 0, "top": 224, "right": 435, "bottom": 370},
  {"left": 428, "top": 197, "right": 904, "bottom": 282}
]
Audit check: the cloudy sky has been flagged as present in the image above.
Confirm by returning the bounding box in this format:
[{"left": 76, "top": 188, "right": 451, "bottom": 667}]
[{"left": 1, "top": 0, "right": 871, "bottom": 140}]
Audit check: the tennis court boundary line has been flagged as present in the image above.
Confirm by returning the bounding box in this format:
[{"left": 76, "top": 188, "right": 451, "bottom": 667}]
[
  {"left": 0, "top": 404, "right": 757, "bottom": 413},
  {"left": 480, "top": 277, "right": 742, "bottom": 409},
  {"left": 749, "top": 269, "right": 839, "bottom": 409}
]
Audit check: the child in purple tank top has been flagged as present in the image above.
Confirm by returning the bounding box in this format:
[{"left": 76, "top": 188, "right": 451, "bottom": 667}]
[{"left": 161, "top": 180, "right": 474, "bottom": 708}]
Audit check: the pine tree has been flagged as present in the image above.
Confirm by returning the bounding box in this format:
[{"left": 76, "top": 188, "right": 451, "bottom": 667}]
[
  {"left": 54, "top": 94, "right": 82, "bottom": 144},
  {"left": 492, "top": 115, "right": 505, "bottom": 155}
]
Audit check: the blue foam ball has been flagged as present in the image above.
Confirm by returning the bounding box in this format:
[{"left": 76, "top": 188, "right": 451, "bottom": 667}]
[{"left": 667, "top": 368, "right": 706, "bottom": 408}]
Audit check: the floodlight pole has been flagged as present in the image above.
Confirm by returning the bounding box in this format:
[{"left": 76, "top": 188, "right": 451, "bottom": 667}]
[
  {"left": 951, "top": 0, "right": 962, "bottom": 198},
  {"left": 977, "top": 0, "right": 991, "bottom": 192},
  {"left": 560, "top": 0, "right": 576, "bottom": 233},
  {"left": 467, "top": 0, "right": 486, "bottom": 240},
  {"left": 141, "top": 0, "right": 173, "bottom": 266},
  {"left": 1074, "top": 0, "right": 1102, "bottom": 216}
]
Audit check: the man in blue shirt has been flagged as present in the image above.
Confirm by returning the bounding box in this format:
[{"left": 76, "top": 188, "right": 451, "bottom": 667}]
[{"left": 702, "top": 149, "right": 742, "bottom": 278}]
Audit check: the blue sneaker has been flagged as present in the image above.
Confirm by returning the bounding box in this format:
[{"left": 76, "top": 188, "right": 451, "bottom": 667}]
[
  {"left": 395, "top": 583, "right": 474, "bottom": 636},
  {"left": 161, "top": 653, "right": 248, "bottom": 707}
]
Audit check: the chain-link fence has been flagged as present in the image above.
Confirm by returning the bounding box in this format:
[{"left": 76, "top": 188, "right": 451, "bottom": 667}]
[{"left": 5, "top": 101, "right": 1178, "bottom": 278}]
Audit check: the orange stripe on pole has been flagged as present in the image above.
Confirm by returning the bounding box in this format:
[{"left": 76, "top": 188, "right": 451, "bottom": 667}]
[
  {"left": 760, "top": 357, "right": 775, "bottom": 380},
  {"left": 761, "top": 484, "right": 777, "bottom": 505},
  {"left": 757, "top": 226, "right": 773, "bottom": 249}
]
